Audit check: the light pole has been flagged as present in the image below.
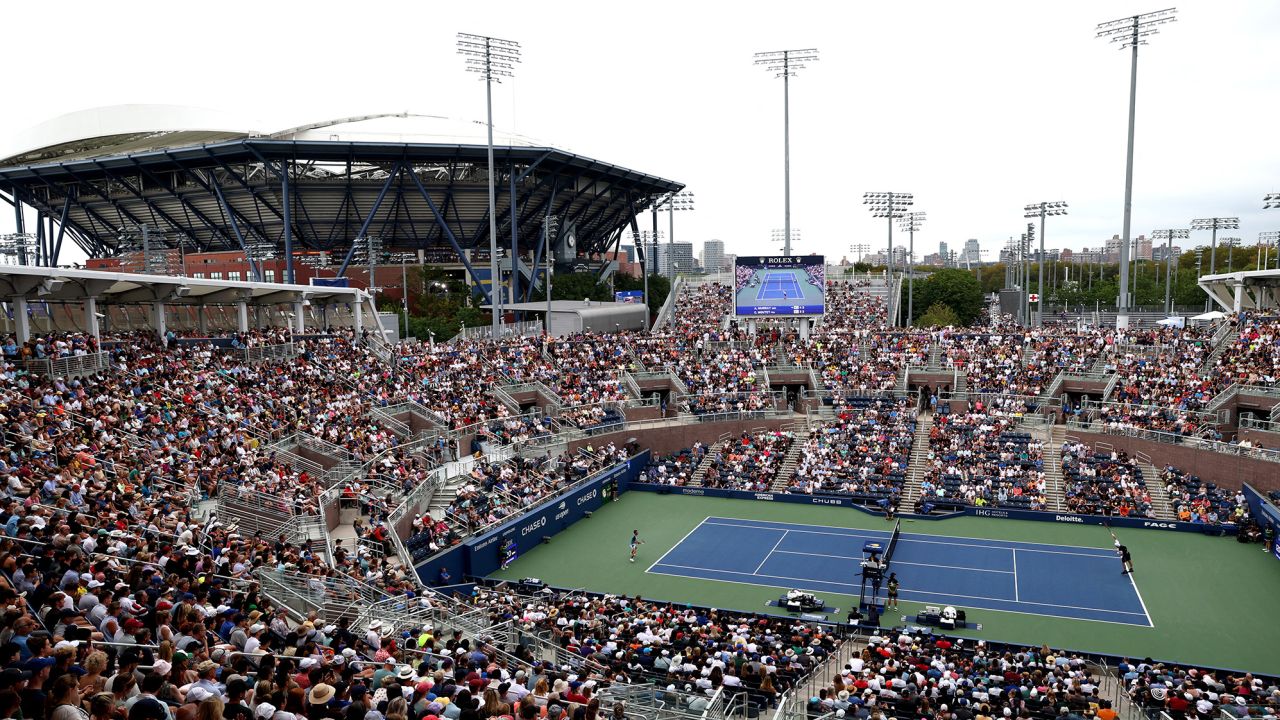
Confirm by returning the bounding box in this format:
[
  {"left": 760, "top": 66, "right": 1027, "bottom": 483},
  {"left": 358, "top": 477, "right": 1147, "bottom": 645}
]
[
  {"left": 849, "top": 242, "right": 869, "bottom": 264},
  {"left": 655, "top": 191, "right": 693, "bottom": 285},
  {"left": 458, "top": 32, "right": 521, "bottom": 335},
  {"left": 545, "top": 216, "right": 560, "bottom": 333},
  {"left": 1221, "top": 237, "right": 1241, "bottom": 272},
  {"left": 1151, "top": 228, "right": 1189, "bottom": 315},
  {"left": 1190, "top": 217, "right": 1239, "bottom": 276},
  {"left": 1265, "top": 193, "right": 1280, "bottom": 210},
  {"left": 863, "top": 192, "right": 913, "bottom": 327},
  {"left": 1024, "top": 202, "right": 1067, "bottom": 326},
  {"left": 755, "top": 48, "right": 818, "bottom": 257},
  {"left": 1261, "top": 231, "right": 1280, "bottom": 271},
  {"left": 898, "top": 212, "right": 925, "bottom": 326},
  {"left": 1097, "top": 8, "right": 1178, "bottom": 329}
]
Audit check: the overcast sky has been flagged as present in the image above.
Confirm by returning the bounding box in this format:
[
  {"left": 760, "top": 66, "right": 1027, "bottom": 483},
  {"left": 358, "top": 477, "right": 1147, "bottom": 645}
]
[{"left": 2, "top": 0, "right": 1277, "bottom": 266}]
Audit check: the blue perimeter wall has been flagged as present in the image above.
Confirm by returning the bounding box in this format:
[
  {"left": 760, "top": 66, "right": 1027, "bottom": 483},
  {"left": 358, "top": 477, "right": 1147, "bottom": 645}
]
[
  {"left": 625, "top": 483, "right": 1236, "bottom": 535},
  {"left": 413, "top": 451, "right": 650, "bottom": 586},
  {"left": 1243, "top": 484, "right": 1280, "bottom": 562}
]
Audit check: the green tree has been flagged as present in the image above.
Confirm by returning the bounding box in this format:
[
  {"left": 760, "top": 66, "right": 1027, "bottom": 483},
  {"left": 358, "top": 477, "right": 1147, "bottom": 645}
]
[
  {"left": 916, "top": 303, "right": 960, "bottom": 328},
  {"left": 914, "top": 268, "right": 984, "bottom": 326}
]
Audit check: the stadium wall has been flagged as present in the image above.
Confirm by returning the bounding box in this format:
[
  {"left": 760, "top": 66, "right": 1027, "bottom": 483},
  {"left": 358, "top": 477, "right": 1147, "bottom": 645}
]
[
  {"left": 624, "top": 483, "right": 1231, "bottom": 534},
  {"left": 412, "top": 452, "right": 650, "bottom": 585}
]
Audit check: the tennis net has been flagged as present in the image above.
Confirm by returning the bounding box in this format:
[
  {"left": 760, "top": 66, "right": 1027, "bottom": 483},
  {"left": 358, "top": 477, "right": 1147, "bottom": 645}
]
[{"left": 883, "top": 519, "right": 902, "bottom": 569}]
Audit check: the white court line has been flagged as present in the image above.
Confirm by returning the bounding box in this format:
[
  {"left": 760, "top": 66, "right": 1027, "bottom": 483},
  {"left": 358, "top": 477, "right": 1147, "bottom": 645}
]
[
  {"left": 649, "top": 562, "right": 1150, "bottom": 618},
  {"left": 645, "top": 564, "right": 1151, "bottom": 627},
  {"left": 753, "top": 530, "right": 789, "bottom": 574},
  {"left": 644, "top": 516, "right": 711, "bottom": 573},
  {"left": 770, "top": 550, "right": 1013, "bottom": 575},
  {"left": 1012, "top": 548, "right": 1020, "bottom": 602},
  {"left": 1127, "top": 568, "right": 1155, "bottom": 628},
  {"left": 703, "top": 516, "right": 1118, "bottom": 557}
]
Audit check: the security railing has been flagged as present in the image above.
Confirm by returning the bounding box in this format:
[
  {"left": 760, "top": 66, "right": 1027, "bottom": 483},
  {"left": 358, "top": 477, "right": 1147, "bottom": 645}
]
[
  {"left": 240, "top": 342, "right": 297, "bottom": 364},
  {"left": 22, "top": 351, "right": 112, "bottom": 379},
  {"left": 448, "top": 319, "right": 544, "bottom": 343}
]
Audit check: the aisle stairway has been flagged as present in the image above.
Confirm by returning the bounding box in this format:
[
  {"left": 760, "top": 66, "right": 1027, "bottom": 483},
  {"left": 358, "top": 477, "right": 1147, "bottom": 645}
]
[
  {"left": 1137, "top": 458, "right": 1177, "bottom": 520},
  {"left": 1043, "top": 424, "right": 1069, "bottom": 512},
  {"left": 687, "top": 446, "right": 719, "bottom": 487},
  {"left": 769, "top": 438, "right": 808, "bottom": 491},
  {"left": 901, "top": 411, "right": 934, "bottom": 509}
]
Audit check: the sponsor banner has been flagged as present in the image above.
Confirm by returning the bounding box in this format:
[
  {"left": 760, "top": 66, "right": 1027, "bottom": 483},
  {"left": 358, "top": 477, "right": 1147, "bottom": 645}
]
[
  {"left": 627, "top": 482, "right": 1232, "bottom": 535},
  {"left": 967, "top": 506, "right": 1231, "bottom": 534}
]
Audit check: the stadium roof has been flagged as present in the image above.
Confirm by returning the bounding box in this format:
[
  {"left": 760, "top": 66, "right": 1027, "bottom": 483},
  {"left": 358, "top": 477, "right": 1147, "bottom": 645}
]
[
  {"left": 0, "top": 105, "right": 683, "bottom": 286},
  {"left": 0, "top": 262, "right": 363, "bottom": 306},
  {"left": 1198, "top": 268, "right": 1280, "bottom": 313}
]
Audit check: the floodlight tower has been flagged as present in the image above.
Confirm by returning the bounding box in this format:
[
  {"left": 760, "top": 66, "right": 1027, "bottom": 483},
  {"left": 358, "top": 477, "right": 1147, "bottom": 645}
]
[
  {"left": 755, "top": 48, "right": 818, "bottom": 257},
  {"left": 898, "top": 212, "right": 926, "bottom": 326},
  {"left": 773, "top": 228, "right": 802, "bottom": 253},
  {"left": 1096, "top": 8, "right": 1178, "bottom": 328},
  {"left": 1151, "top": 228, "right": 1189, "bottom": 315},
  {"left": 654, "top": 191, "right": 694, "bottom": 284},
  {"left": 849, "top": 243, "right": 869, "bottom": 264},
  {"left": 1190, "top": 216, "right": 1239, "bottom": 276},
  {"left": 863, "top": 192, "right": 913, "bottom": 327},
  {"left": 1261, "top": 231, "right": 1280, "bottom": 271},
  {"left": 1265, "top": 193, "right": 1280, "bottom": 210},
  {"left": 1024, "top": 202, "right": 1068, "bottom": 326},
  {"left": 458, "top": 31, "right": 521, "bottom": 335}
]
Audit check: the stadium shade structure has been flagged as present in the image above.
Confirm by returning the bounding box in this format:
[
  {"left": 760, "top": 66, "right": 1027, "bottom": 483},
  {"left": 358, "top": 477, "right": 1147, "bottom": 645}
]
[
  {"left": 0, "top": 106, "right": 682, "bottom": 305},
  {"left": 0, "top": 262, "right": 372, "bottom": 344},
  {"left": 1197, "top": 268, "right": 1280, "bottom": 314}
]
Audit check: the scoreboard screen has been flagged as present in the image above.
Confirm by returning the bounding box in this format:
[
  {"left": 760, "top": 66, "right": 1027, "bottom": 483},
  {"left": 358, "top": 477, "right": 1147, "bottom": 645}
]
[{"left": 733, "top": 255, "right": 826, "bottom": 316}]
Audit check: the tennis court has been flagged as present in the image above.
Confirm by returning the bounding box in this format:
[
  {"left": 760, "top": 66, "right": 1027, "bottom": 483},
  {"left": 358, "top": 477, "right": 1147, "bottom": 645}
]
[
  {"left": 755, "top": 270, "right": 805, "bottom": 300},
  {"left": 647, "top": 516, "right": 1152, "bottom": 626}
]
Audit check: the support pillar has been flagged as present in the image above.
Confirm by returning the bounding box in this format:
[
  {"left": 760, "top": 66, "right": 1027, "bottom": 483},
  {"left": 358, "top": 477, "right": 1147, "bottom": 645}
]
[
  {"left": 236, "top": 301, "right": 249, "bottom": 332},
  {"left": 12, "top": 297, "right": 30, "bottom": 344},
  {"left": 84, "top": 297, "right": 100, "bottom": 343},
  {"left": 1233, "top": 280, "right": 1245, "bottom": 314},
  {"left": 197, "top": 305, "right": 209, "bottom": 335},
  {"left": 152, "top": 301, "right": 167, "bottom": 341},
  {"left": 799, "top": 317, "right": 811, "bottom": 341},
  {"left": 292, "top": 301, "right": 305, "bottom": 333},
  {"left": 353, "top": 297, "right": 364, "bottom": 338}
]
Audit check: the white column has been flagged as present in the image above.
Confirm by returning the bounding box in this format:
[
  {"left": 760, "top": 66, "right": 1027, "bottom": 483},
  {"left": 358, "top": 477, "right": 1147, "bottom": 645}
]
[
  {"left": 236, "top": 301, "right": 249, "bottom": 332},
  {"left": 1233, "top": 280, "right": 1245, "bottom": 314},
  {"left": 197, "top": 305, "right": 209, "bottom": 335},
  {"left": 292, "top": 301, "right": 305, "bottom": 333},
  {"left": 152, "top": 301, "right": 167, "bottom": 340},
  {"left": 12, "top": 297, "right": 30, "bottom": 344},
  {"left": 84, "top": 298, "right": 100, "bottom": 342},
  {"left": 799, "top": 317, "right": 811, "bottom": 341},
  {"left": 353, "top": 297, "right": 364, "bottom": 338}
]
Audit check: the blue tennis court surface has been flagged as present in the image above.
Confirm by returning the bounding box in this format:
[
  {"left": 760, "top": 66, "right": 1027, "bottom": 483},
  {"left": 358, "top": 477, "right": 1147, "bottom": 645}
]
[
  {"left": 647, "top": 517, "right": 1152, "bottom": 626},
  {"left": 756, "top": 271, "right": 804, "bottom": 300}
]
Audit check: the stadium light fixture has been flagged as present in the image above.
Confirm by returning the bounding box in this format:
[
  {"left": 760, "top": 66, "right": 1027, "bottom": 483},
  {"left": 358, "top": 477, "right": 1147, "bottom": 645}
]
[
  {"left": 459, "top": 31, "right": 522, "bottom": 335},
  {"left": 1150, "top": 228, "right": 1189, "bottom": 315},
  {"left": 897, "top": 212, "right": 926, "bottom": 327},
  {"left": 849, "top": 242, "right": 869, "bottom": 264},
  {"left": 1190, "top": 217, "right": 1239, "bottom": 276},
  {"left": 1024, "top": 202, "right": 1068, "bottom": 326},
  {"left": 1096, "top": 8, "right": 1177, "bottom": 329},
  {"left": 773, "top": 228, "right": 802, "bottom": 253},
  {"left": 1266, "top": 193, "right": 1280, "bottom": 210},
  {"left": 656, "top": 191, "right": 694, "bottom": 285},
  {"left": 1260, "top": 231, "right": 1280, "bottom": 270},
  {"left": 756, "top": 48, "right": 818, "bottom": 257},
  {"left": 863, "top": 191, "right": 913, "bottom": 327}
]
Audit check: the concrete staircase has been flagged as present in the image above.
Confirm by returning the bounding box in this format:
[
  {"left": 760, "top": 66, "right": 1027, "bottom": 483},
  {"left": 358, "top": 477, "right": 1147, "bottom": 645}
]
[
  {"left": 1136, "top": 458, "right": 1177, "bottom": 520},
  {"left": 1044, "top": 424, "right": 1069, "bottom": 512},
  {"left": 686, "top": 446, "right": 720, "bottom": 487},
  {"left": 769, "top": 438, "right": 808, "bottom": 491},
  {"left": 901, "top": 411, "right": 934, "bottom": 509}
]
